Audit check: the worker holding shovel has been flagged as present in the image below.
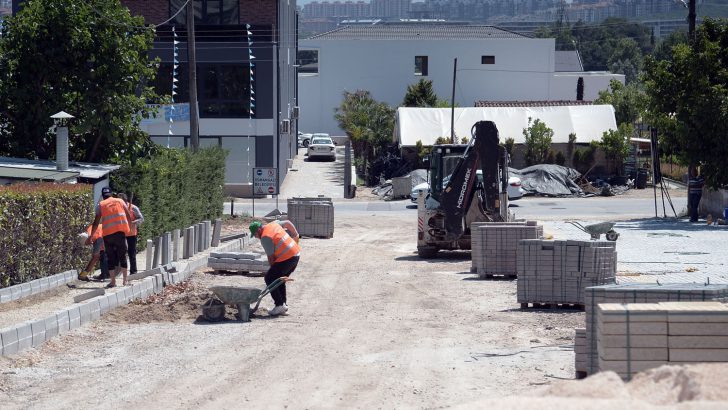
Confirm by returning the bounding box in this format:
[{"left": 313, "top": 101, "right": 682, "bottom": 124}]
[{"left": 249, "top": 220, "right": 300, "bottom": 316}]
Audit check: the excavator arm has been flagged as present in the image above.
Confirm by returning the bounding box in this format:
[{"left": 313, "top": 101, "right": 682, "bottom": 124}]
[{"left": 439, "top": 121, "right": 506, "bottom": 238}]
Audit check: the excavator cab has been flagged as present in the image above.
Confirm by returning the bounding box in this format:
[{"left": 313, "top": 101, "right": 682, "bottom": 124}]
[{"left": 417, "top": 121, "right": 511, "bottom": 258}]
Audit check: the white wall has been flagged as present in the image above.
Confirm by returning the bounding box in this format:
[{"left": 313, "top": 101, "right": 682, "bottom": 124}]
[
  {"left": 550, "top": 72, "right": 625, "bottom": 101},
  {"left": 299, "top": 36, "right": 624, "bottom": 136}
]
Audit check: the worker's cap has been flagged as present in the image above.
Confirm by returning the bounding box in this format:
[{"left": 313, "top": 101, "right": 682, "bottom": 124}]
[
  {"left": 101, "top": 187, "right": 112, "bottom": 198},
  {"left": 249, "top": 221, "right": 262, "bottom": 236}
]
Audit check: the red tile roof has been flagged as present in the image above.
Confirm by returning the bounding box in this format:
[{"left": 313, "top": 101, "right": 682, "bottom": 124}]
[{"left": 474, "top": 100, "right": 595, "bottom": 107}]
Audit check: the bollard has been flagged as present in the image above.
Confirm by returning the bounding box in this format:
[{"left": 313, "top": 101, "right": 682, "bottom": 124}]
[
  {"left": 211, "top": 218, "right": 222, "bottom": 247},
  {"left": 161, "top": 232, "right": 170, "bottom": 265},
  {"left": 197, "top": 223, "right": 205, "bottom": 253},
  {"left": 152, "top": 236, "right": 161, "bottom": 268},
  {"left": 172, "top": 229, "right": 180, "bottom": 261},
  {"left": 204, "top": 220, "right": 211, "bottom": 250},
  {"left": 193, "top": 224, "right": 199, "bottom": 254},
  {"left": 188, "top": 227, "right": 196, "bottom": 257},
  {"left": 183, "top": 228, "right": 190, "bottom": 259},
  {"left": 145, "top": 239, "right": 153, "bottom": 270}
]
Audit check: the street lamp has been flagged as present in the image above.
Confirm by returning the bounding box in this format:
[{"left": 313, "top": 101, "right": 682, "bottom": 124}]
[{"left": 50, "top": 111, "right": 74, "bottom": 171}]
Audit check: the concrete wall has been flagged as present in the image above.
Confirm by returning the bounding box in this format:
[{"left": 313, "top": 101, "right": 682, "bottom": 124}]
[
  {"left": 700, "top": 188, "right": 728, "bottom": 219},
  {"left": 299, "top": 36, "right": 623, "bottom": 136}
]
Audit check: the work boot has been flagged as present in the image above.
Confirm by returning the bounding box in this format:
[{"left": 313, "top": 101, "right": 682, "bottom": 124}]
[
  {"left": 78, "top": 271, "right": 91, "bottom": 282},
  {"left": 269, "top": 305, "right": 288, "bottom": 316}
]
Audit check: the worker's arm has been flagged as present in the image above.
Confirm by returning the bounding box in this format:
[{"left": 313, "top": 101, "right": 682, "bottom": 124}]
[
  {"left": 132, "top": 205, "right": 144, "bottom": 226},
  {"left": 280, "top": 220, "right": 300, "bottom": 243},
  {"left": 86, "top": 214, "right": 101, "bottom": 245}
]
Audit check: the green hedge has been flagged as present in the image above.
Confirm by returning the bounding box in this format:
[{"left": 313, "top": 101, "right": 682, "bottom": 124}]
[
  {"left": 0, "top": 183, "right": 93, "bottom": 287},
  {"left": 111, "top": 146, "right": 227, "bottom": 248}
]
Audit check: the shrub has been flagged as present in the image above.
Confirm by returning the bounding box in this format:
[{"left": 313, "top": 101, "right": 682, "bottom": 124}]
[
  {"left": 555, "top": 151, "right": 566, "bottom": 166},
  {"left": 523, "top": 117, "right": 554, "bottom": 166},
  {"left": 0, "top": 183, "right": 94, "bottom": 287},
  {"left": 111, "top": 146, "right": 227, "bottom": 248}
]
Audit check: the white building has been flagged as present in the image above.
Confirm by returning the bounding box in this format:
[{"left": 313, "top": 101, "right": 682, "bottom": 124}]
[{"left": 299, "top": 24, "right": 624, "bottom": 136}]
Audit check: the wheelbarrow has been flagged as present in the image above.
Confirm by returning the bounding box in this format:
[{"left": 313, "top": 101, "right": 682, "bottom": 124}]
[
  {"left": 201, "top": 277, "right": 293, "bottom": 322},
  {"left": 567, "top": 221, "right": 620, "bottom": 241}
]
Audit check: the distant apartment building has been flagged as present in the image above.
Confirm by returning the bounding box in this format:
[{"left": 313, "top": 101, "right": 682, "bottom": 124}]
[
  {"left": 370, "top": 0, "right": 411, "bottom": 18},
  {"left": 303, "top": 1, "right": 370, "bottom": 19},
  {"left": 299, "top": 24, "right": 624, "bottom": 136}
]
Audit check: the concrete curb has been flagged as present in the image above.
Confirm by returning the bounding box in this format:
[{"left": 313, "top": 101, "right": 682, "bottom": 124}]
[
  {"left": 0, "top": 270, "right": 77, "bottom": 304},
  {"left": 0, "top": 237, "right": 244, "bottom": 356}
]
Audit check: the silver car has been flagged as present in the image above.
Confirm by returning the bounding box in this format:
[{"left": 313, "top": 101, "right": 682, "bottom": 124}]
[{"left": 307, "top": 135, "right": 336, "bottom": 161}]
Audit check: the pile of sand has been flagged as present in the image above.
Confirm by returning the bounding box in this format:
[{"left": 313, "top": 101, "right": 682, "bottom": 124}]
[{"left": 105, "top": 281, "right": 214, "bottom": 323}]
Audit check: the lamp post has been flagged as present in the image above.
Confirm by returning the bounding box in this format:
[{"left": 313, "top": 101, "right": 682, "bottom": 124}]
[{"left": 50, "top": 111, "right": 74, "bottom": 171}]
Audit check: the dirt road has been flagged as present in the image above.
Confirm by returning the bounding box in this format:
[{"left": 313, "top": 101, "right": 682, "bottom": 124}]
[{"left": 0, "top": 213, "right": 586, "bottom": 409}]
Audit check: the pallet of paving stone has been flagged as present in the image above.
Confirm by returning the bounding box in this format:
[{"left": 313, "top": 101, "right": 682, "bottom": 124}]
[
  {"left": 287, "top": 197, "right": 334, "bottom": 239},
  {"left": 471, "top": 221, "right": 542, "bottom": 278},
  {"left": 207, "top": 252, "right": 269, "bottom": 274},
  {"left": 575, "top": 327, "right": 587, "bottom": 378},
  {"left": 595, "top": 301, "right": 728, "bottom": 380},
  {"left": 582, "top": 283, "right": 728, "bottom": 376},
  {"left": 517, "top": 239, "right": 616, "bottom": 307}
]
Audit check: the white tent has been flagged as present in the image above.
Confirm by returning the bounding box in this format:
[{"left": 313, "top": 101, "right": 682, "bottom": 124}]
[{"left": 395, "top": 105, "right": 617, "bottom": 147}]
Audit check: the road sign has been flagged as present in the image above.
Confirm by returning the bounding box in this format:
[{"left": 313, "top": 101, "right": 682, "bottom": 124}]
[{"left": 253, "top": 167, "right": 278, "bottom": 195}]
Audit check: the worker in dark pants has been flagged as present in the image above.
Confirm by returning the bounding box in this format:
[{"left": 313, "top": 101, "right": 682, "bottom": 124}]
[
  {"left": 118, "top": 193, "right": 144, "bottom": 275},
  {"left": 249, "top": 220, "right": 300, "bottom": 316},
  {"left": 688, "top": 166, "right": 705, "bottom": 222}
]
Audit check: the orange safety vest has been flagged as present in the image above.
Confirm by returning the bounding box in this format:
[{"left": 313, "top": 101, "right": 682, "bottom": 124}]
[
  {"left": 127, "top": 203, "right": 139, "bottom": 237},
  {"left": 99, "top": 197, "right": 130, "bottom": 237},
  {"left": 261, "top": 223, "right": 300, "bottom": 264}
]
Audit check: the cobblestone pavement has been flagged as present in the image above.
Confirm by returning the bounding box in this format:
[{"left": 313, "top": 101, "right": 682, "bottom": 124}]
[{"left": 542, "top": 219, "right": 728, "bottom": 285}]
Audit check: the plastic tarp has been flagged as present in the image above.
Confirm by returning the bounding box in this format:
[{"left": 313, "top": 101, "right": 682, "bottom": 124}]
[
  {"left": 395, "top": 105, "right": 617, "bottom": 147},
  {"left": 509, "top": 165, "right": 583, "bottom": 196}
]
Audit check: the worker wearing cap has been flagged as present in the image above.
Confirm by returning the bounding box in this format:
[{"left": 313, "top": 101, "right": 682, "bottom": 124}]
[
  {"left": 87, "top": 187, "right": 133, "bottom": 288},
  {"left": 117, "top": 193, "right": 144, "bottom": 276},
  {"left": 249, "top": 220, "right": 300, "bottom": 316},
  {"left": 688, "top": 166, "right": 705, "bottom": 223}
]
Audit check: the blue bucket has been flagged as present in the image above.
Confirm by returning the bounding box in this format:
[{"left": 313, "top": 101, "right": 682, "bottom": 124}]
[{"left": 724, "top": 207, "right": 728, "bottom": 220}]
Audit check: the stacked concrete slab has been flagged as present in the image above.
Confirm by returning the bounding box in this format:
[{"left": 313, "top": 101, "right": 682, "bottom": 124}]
[
  {"left": 582, "top": 283, "right": 728, "bottom": 376},
  {"left": 575, "top": 327, "right": 587, "bottom": 377},
  {"left": 471, "top": 221, "right": 542, "bottom": 278},
  {"left": 287, "top": 197, "right": 334, "bottom": 238},
  {"left": 391, "top": 176, "right": 411, "bottom": 199},
  {"left": 517, "top": 240, "right": 616, "bottom": 307},
  {"left": 207, "top": 251, "right": 269, "bottom": 273},
  {"left": 596, "top": 301, "right": 728, "bottom": 380}
]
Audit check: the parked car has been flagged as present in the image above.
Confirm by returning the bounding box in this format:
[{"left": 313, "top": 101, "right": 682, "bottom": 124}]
[
  {"left": 410, "top": 171, "right": 524, "bottom": 202},
  {"left": 307, "top": 135, "right": 336, "bottom": 161},
  {"left": 298, "top": 131, "right": 312, "bottom": 147}
]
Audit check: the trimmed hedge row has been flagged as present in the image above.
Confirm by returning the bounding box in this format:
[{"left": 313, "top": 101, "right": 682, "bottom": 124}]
[
  {"left": 0, "top": 183, "right": 94, "bottom": 287},
  {"left": 111, "top": 146, "right": 227, "bottom": 249}
]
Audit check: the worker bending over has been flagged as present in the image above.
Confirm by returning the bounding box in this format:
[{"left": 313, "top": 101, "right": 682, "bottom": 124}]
[
  {"left": 87, "top": 187, "right": 133, "bottom": 288},
  {"left": 249, "top": 220, "right": 300, "bottom": 316},
  {"left": 78, "top": 224, "right": 109, "bottom": 281}
]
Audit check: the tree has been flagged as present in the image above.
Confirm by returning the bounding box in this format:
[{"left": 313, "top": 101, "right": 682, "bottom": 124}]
[
  {"left": 594, "top": 79, "right": 646, "bottom": 126},
  {"left": 644, "top": 19, "right": 728, "bottom": 189},
  {"left": 607, "top": 38, "right": 643, "bottom": 83},
  {"left": 334, "top": 90, "right": 395, "bottom": 182},
  {"left": 651, "top": 30, "right": 688, "bottom": 62},
  {"left": 0, "top": 0, "right": 164, "bottom": 163},
  {"left": 523, "top": 118, "right": 553, "bottom": 166},
  {"left": 567, "top": 133, "right": 577, "bottom": 167},
  {"left": 402, "top": 79, "right": 438, "bottom": 107},
  {"left": 600, "top": 123, "right": 633, "bottom": 175}
]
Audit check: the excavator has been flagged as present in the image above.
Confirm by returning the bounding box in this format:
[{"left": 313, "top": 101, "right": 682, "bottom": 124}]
[{"left": 416, "top": 121, "right": 512, "bottom": 258}]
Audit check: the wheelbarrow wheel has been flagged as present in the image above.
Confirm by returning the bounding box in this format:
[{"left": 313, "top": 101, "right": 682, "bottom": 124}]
[
  {"left": 202, "top": 299, "right": 226, "bottom": 322},
  {"left": 606, "top": 230, "right": 620, "bottom": 241}
]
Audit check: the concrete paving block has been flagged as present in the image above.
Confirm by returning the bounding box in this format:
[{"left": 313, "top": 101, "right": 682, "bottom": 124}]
[
  {"left": 67, "top": 306, "right": 81, "bottom": 330},
  {"left": 669, "top": 336, "right": 728, "bottom": 349},
  {"left": 29, "top": 280, "right": 41, "bottom": 295},
  {"left": 98, "top": 295, "right": 110, "bottom": 314},
  {"left": 88, "top": 299, "right": 101, "bottom": 321},
  {"left": 10, "top": 286, "right": 21, "bottom": 301},
  {"left": 44, "top": 315, "right": 59, "bottom": 339},
  {"left": 73, "top": 288, "right": 105, "bottom": 303},
  {"left": 115, "top": 290, "right": 128, "bottom": 306},
  {"left": 598, "top": 359, "right": 667, "bottom": 374},
  {"left": 599, "top": 335, "right": 668, "bottom": 348},
  {"left": 16, "top": 322, "right": 32, "bottom": 351},
  {"left": 78, "top": 302, "right": 92, "bottom": 325},
  {"left": 19, "top": 283, "right": 31, "bottom": 298},
  {"left": 56, "top": 310, "right": 70, "bottom": 334},
  {"left": 598, "top": 322, "right": 668, "bottom": 336},
  {"left": 39, "top": 277, "right": 50, "bottom": 292},
  {"left": 670, "top": 323, "right": 728, "bottom": 336},
  {"left": 599, "top": 347, "right": 668, "bottom": 361},
  {"left": 106, "top": 293, "right": 118, "bottom": 310},
  {"left": 132, "top": 283, "right": 142, "bottom": 299},
  {"left": 0, "top": 288, "right": 11, "bottom": 303},
  {"left": 670, "top": 349, "right": 728, "bottom": 362},
  {"left": 124, "top": 287, "right": 134, "bottom": 302},
  {"left": 1, "top": 327, "right": 18, "bottom": 355}
]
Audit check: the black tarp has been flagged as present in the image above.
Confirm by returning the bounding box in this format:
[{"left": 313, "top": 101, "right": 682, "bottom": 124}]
[{"left": 509, "top": 164, "right": 583, "bottom": 197}]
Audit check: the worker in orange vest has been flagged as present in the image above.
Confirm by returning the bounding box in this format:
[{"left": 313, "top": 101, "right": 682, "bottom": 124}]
[
  {"left": 87, "top": 187, "right": 133, "bottom": 288},
  {"left": 78, "top": 224, "right": 109, "bottom": 281},
  {"left": 249, "top": 220, "right": 300, "bottom": 316},
  {"left": 118, "top": 193, "right": 144, "bottom": 275}
]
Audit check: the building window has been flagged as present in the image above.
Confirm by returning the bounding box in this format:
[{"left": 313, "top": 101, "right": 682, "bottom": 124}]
[
  {"left": 170, "top": 0, "right": 240, "bottom": 25},
  {"left": 297, "top": 50, "right": 319, "bottom": 74},
  {"left": 481, "top": 55, "right": 495, "bottom": 65},
  {"left": 415, "top": 56, "right": 428, "bottom": 76},
  {"left": 153, "top": 62, "right": 254, "bottom": 118}
]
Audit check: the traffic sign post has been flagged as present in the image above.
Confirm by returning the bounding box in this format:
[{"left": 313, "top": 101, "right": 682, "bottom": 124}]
[{"left": 253, "top": 167, "right": 278, "bottom": 217}]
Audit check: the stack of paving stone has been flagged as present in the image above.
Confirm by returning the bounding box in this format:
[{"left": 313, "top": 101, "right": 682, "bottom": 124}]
[
  {"left": 582, "top": 283, "right": 728, "bottom": 376},
  {"left": 517, "top": 239, "right": 616, "bottom": 307},
  {"left": 596, "top": 301, "right": 728, "bottom": 380},
  {"left": 574, "top": 327, "right": 587, "bottom": 378},
  {"left": 471, "top": 221, "right": 542, "bottom": 278},
  {"left": 287, "top": 197, "right": 334, "bottom": 238},
  {"left": 207, "top": 251, "right": 269, "bottom": 273}
]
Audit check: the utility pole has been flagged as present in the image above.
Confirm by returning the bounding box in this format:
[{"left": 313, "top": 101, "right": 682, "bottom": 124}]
[
  {"left": 688, "top": 0, "right": 697, "bottom": 41},
  {"left": 187, "top": 0, "right": 200, "bottom": 152},
  {"left": 450, "top": 58, "right": 457, "bottom": 144}
]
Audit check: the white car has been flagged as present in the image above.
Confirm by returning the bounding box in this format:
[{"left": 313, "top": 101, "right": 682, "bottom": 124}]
[
  {"left": 298, "top": 131, "right": 312, "bottom": 147},
  {"left": 307, "top": 135, "right": 336, "bottom": 161},
  {"left": 410, "top": 172, "right": 524, "bottom": 202}
]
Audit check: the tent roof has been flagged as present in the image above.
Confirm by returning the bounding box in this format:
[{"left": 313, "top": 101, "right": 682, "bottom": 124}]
[{"left": 395, "top": 105, "right": 617, "bottom": 147}]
